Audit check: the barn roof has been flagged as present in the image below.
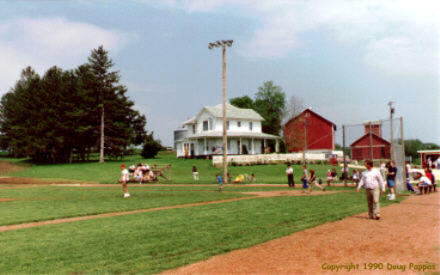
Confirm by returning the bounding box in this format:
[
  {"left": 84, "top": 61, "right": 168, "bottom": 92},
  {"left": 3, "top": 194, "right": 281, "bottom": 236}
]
[
  {"left": 350, "top": 133, "right": 391, "bottom": 147},
  {"left": 284, "top": 108, "right": 337, "bottom": 130}
]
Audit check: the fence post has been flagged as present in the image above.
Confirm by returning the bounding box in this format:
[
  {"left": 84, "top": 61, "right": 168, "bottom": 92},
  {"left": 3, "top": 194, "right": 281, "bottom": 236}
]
[{"left": 342, "top": 125, "right": 347, "bottom": 187}]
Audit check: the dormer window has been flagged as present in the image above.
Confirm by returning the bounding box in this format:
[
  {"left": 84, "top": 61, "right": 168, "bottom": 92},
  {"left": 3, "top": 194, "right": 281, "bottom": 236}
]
[
  {"left": 237, "top": 121, "right": 241, "bottom": 127},
  {"left": 192, "top": 124, "right": 196, "bottom": 134},
  {"left": 203, "top": 120, "right": 208, "bottom": 131}
]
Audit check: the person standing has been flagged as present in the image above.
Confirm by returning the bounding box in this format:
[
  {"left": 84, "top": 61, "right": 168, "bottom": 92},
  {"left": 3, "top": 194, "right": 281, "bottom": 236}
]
[
  {"left": 216, "top": 174, "right": 223, "bottom": 192},
  {"left": 357, "top": 160, "right": 386, "bottom": 220},
  {"left": 386, "top": 161, "right": 397, "bottom": 200},
  {"left": 192, "top": 165, "right": 199, "bottom": 181},
  {"left": 286, "top": 164, "right": 294, "bottom": 188},
  {"left": 120, "top": 164, "right": 130, "bottom": 198},
  {"left": 301, "top": 164, "right": 308, "bottom": 192}
]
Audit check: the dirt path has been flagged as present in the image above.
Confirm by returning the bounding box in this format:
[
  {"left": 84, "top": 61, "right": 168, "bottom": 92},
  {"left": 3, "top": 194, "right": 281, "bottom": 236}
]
[{"left": 164, "top": 192, "right": 440, "bottom": 274}]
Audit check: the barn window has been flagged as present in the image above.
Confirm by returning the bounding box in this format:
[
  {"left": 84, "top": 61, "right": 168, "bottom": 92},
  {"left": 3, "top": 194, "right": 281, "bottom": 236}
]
[{"left": 381, "top": 147, "right": 386, "bottom": 158}]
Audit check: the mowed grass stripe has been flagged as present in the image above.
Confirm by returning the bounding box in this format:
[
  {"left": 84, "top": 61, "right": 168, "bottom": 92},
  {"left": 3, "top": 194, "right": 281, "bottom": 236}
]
[
  {"left": 0, "top": 192, "right": 403, "bottom": 274},
  {"left": 0, "top": 186, "right": 247, "bottom": 226},
  {"left": 0, "top": 195, "right": 258, "bottom": 232}
]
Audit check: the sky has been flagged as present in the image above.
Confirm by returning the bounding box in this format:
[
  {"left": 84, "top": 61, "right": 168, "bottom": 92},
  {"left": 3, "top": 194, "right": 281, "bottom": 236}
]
[{"left": 0, "top": 0, "right": 439, "bottom": 146}]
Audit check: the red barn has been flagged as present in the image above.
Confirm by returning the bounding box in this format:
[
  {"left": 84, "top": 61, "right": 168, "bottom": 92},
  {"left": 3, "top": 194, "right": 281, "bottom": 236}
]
[
  {"left": 284, "top": 108, "right": 336, "bottom": 152},
  {"left": 350, "top": 122, "right": 391, "bottom": 160}
]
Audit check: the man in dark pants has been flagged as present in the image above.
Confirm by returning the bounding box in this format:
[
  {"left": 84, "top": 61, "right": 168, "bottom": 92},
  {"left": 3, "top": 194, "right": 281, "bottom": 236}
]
[{"left": 286, "top": 164, "right": 294, "bottom": 188}]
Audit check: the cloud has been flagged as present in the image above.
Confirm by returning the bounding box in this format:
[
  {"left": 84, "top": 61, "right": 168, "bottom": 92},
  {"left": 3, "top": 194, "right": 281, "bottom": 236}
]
[
  {"left": 0, "top": 17, "right": 128, "bottom": 94},
  {"left": 160, "top": 0, "right": 440, "bottom": 76}
]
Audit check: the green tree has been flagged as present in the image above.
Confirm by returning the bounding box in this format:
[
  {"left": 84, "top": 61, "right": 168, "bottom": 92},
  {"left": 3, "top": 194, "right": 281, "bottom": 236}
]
[
  {"left": 141, "top": 132, "right": 163, "bottom": 159},
  {"left": 87, "top": 45, "right": 120, "bottom": 163},
  {"left": 229, "top": 96, "right": 254, "bottom": 109},
  {"left": 404, "top": 139, "right": 424, "bottom": 160},
  {"left": 254, "top": 81, "right": 286, "bottom": 135},
  {"left": 0, "top": 49, "right": 147, "bottom": 163}
]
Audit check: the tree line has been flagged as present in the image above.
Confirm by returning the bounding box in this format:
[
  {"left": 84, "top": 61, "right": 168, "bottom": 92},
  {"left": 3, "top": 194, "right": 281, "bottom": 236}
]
[{"left": 0, "top": 46, "right": 148, "bottom": 163}]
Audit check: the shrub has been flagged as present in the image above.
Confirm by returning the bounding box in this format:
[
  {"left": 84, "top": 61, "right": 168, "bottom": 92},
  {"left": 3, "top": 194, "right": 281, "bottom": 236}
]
[{"left": 141, "top": 133, "right": 163, "bottom": 159}]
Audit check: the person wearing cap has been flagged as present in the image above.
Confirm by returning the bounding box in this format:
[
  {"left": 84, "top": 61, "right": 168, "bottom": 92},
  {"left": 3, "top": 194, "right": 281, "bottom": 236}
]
[
  {"left": 357, "top": 160, "right": 386, "bottom": 220},
  {"left": 120, "top": 164, "right": 130, "bottom": 198}
]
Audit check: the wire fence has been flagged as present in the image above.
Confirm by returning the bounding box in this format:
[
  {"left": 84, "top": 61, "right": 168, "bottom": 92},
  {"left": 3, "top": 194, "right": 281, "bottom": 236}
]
[{"left": 342, "top": 116, "right": 406, "bottom": 193}]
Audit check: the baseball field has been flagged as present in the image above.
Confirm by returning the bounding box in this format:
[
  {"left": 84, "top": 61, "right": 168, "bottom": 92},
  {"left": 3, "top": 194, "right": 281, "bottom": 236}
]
[{"left": 0, "top": 152, "right": 438, "bottom": 274}]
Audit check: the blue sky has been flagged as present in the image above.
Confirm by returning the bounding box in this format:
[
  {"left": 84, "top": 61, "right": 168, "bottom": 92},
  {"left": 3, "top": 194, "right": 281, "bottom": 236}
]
[{"left": 0, "top": 0, "right": 438, "bottom": 146}]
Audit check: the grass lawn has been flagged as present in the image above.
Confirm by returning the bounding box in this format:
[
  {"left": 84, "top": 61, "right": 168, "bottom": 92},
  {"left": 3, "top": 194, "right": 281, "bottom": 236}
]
[
  {"left": 0, "top": 186, "right": 247, "bottom": 226},
  {"left": 0, "top": 191, "right": 403, "bottom": 274},
  {"left": 9, "top": 151, "right": 344, "bottom": 184}
]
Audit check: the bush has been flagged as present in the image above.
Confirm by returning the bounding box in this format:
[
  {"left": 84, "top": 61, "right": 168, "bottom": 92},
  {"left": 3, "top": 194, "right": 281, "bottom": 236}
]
[{"left": 141, "top": 133, "right": 162, "bottom": 159}]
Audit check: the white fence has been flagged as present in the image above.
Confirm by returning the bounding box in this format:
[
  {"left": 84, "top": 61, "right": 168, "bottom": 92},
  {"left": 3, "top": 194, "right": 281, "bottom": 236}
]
[{"left": 212, "top": 153, "right": 327, "bottom": 167}]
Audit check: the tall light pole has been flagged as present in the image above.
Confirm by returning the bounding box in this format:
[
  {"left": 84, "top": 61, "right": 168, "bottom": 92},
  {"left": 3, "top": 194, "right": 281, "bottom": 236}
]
[
  {"left": 388, "top": 101, "right": 395, "bottom": 161},
  {"left": 209, "top": 40, "right": 233, "bottom": 183}
]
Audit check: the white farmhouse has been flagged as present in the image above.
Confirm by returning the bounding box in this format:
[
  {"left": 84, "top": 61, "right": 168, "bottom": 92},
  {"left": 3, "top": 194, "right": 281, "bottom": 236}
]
[{"left": 174, "top": 104, "right": 280, "bottom": 158}]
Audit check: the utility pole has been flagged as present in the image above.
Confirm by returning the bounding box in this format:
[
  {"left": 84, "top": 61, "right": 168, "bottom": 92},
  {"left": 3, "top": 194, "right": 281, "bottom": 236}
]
[
  {"left": 209, "top": 40, "right": 233, "bottom": 183},
  {"left": 369, "top": 122, "right": 373, "bottom": 161},
  {"left": 388, "top": 101, "right": 395, "bottom": 162},
  {"left": 303, "top": 118, "right": 307, "bottom": 165},
  {"left": 342, "top": 125, "right": 347, "bottom": 187}
]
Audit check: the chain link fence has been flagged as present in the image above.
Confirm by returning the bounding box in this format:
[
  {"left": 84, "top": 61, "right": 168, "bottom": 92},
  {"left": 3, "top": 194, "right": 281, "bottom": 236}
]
[{"left": 342, "top": 117, "right": 405, "bottom": 193}]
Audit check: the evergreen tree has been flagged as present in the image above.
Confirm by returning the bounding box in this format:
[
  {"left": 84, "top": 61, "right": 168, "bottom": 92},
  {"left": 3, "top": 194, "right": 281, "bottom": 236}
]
[{"left": 87, "top": 45, "right": 120, "bottom": 163}]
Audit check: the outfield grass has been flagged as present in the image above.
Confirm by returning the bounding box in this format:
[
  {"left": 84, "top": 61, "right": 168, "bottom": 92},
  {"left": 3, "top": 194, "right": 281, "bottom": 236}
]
[
  {"left": 0, "top": 191, "right": 403, "bottom": 274},
  {"left": 9, "top": 151, "right": 342, "bottom": 184},
  {"left": 0, "top": 186, "right": 247, "bottom": 226}
]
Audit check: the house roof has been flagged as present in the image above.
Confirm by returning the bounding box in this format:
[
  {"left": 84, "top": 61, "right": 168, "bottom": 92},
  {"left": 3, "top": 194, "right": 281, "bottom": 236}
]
[
  {"left": 284, "top": 108, "right": 337, "bottom": 130},
  {"left": 185, "top": 104, "right": 264, "bottom": 125},
  {"left": 350, "top": 133, "right": 391, "bottom": 147}
]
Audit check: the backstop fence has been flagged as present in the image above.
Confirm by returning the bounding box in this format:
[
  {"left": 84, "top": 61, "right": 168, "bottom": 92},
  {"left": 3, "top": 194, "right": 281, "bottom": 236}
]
[{"left": 342, "top": 116, "right": 406, "bottom": 193}]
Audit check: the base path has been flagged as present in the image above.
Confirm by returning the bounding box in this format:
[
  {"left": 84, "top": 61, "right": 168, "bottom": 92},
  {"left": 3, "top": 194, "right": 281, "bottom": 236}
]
[{"left": 164, "top": 192, "right": 440, "bottom": 274}]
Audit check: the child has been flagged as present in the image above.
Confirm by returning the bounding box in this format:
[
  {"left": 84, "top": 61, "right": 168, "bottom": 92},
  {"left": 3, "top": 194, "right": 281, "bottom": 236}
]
[
  {"left": 286, "top": 164, "right": 294, "bottom": 188},
  {"left": 301, "top": 164, "right": 308, "bottom": 192},
  {"left": 135, "top": 163, "right": 143, "bottom": 183},
  {"left": 352, "top": 169, "right": 360, "bottom": 186},
  {"left": 120, "top": 164, "right": 130, "bottom": 198},
  {"left": 249, "top": 173, "right": 256, "bottom": 183},
  {"left": 386, "top": 161, "right": 397, "bottom": 200},
  {"left": 192, "top": 165, "right": 199, "bottom": 181},
  {"left": 216, "top": 174, "right": 223, "bottom": 192},
  {"left": 308, "top": 169, "right": 326, "bottom": 193}
]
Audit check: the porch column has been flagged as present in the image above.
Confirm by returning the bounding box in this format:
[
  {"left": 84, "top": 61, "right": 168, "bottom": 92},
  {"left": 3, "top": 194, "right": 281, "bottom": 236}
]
[
  {"left": 275, "top": 139, "right": 280, "bottom": 153},
  {"left": 204, "top": 137, "right": 207, "bottom": 155},
  {"left": 264, "top": 139, "right": 267, "bottom": 153},
  {"left": 239, "top": 137, "right": 242, "bottom": 154},
  {"left": 252, "top": 137, "right": 255, "bottom": 154}
]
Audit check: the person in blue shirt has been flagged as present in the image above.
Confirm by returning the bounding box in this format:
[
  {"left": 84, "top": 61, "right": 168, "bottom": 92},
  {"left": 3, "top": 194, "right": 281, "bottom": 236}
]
[{"left": 216, "top": 174, "right": 223, "bottom": 192}]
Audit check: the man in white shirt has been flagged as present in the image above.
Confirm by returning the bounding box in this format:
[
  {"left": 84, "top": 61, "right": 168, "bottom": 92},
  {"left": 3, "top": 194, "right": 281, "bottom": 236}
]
[
  {"left": 357, "top": 160, "right": 386, "bottom": 220},
  {"left": 286, "top": 164, "right": 294, "bottom": 188}
]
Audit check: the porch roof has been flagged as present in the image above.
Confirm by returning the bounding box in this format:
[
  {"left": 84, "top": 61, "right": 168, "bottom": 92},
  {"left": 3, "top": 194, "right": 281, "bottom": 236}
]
[{"left": 175, "top": 131, "right": 280, "bottom": 142}]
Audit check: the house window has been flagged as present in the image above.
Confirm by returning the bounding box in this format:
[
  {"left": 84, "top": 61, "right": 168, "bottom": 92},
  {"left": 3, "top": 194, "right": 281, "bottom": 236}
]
[
  {"left": 203, "top": 120, "right": 208, "bottom": 131},
  {"left": 237, "top": 121, "right": 241, "bottom": 127},
  {"left": 192, "top": 124, "right": 195, "bottom": 134},
  {"left": 226, "top": 121, "right": 230, "bottom": 130},
  {"left": 209, "top": 118, "right": 213, "bottom": 130},
  {"left": 249, "top": 122, "right": 253, "bottom": 131},
  {"left": 227, "top": 140, "right": 231, "bottom": 151}
]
